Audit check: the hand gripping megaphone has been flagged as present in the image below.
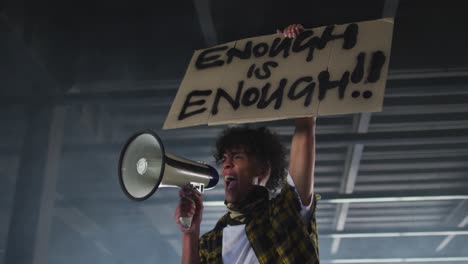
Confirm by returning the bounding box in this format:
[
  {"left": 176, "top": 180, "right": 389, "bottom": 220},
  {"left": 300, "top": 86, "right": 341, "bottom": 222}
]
[{"left": 118, "top": 131, "right": 219, "bottom": 227}]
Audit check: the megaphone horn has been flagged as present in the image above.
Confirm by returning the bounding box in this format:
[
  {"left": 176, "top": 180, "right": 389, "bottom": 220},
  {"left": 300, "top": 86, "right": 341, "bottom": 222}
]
[{"left": 118, "top": 131, "right": 219, "bottom": 202}]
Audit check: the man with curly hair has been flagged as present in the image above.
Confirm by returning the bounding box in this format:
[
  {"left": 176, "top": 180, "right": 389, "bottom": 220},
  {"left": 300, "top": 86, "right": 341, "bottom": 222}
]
[{"left": 174, "top": 25, "right": 319, "bottom": 264}]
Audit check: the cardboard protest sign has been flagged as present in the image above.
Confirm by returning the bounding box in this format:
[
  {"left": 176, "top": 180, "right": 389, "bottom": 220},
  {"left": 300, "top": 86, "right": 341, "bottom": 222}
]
[{"left": 163, "top": 18, "right": 394, "bottom": 129}]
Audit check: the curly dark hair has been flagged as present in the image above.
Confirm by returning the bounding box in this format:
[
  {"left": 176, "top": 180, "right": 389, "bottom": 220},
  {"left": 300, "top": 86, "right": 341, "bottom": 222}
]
[{"left": 214, "top": 126, "right": 287, "bottom": 190}]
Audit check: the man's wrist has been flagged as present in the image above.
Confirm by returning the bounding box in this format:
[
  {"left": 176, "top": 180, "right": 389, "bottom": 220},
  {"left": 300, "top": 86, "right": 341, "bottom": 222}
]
[
  {"left": 182, "top": 230, "right": 200, "bottom": 239},
  {"left": 294, "top": 117, "right": 316, "bottom": 130}
]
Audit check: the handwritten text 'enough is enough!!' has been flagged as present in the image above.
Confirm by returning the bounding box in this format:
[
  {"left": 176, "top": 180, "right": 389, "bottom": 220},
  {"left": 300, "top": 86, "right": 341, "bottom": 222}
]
[{"left": 178, "top": 23, "right": 386, "bottom": 121}]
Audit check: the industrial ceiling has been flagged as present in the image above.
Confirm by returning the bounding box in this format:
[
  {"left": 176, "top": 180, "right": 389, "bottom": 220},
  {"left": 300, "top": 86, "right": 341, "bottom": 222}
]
[{"left": 1, "top": 0, "right": 467, "bottom": 263}]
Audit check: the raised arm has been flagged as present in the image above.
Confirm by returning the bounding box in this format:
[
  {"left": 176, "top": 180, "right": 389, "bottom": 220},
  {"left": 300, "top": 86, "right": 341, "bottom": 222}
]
[
  {"left": 276, "top": 24, "right": 316, "bottom": 206},
  {"left": 289, "top": 117, "right": 316, "bottom": 206}
]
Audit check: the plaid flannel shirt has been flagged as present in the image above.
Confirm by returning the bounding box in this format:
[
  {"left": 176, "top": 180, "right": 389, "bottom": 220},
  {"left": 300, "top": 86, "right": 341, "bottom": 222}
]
[{"left": 199, "top": 184, "right": 320, "bottom": 264}]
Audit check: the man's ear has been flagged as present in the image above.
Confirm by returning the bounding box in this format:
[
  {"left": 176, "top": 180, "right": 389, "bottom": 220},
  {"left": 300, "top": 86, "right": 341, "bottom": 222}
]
[{"left": 257, "top": 163, "right": 271, "bottom": 187}]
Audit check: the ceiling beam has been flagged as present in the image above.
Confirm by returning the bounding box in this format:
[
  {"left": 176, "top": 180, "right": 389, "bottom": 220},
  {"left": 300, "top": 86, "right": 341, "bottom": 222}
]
[
  {"left": 377, "top": 104, "right": 468, "bottom": 115},
  {"left": 69, "top": 126, "right": 468, "bottom": 151},
  {"left": 4, "top": 106, "right": 65, "bottom": 264},
  {"left": 2, "top": 76, "right": 468, "bottom": 107},
  {"left": 193, "top": 0, "right": 218, "bottom": 46},
  {"left": 54, "top": 207, "right": 101, "bottom": 237},
  {"left": 321, "top": 194, "right": 468, "bottom": 204},
  {"left": 385, "top": 81, "right": 468, "bottom": 97},
  {"left": 311, "top": 128, "right": 468, "bottom": 146},
  {"left": 341, "top": 114, "right": 369, "bottom": 195},
  {"left": 103, "top": 128, "right": 468, "bottom": 147},
  {"left": 389, "top": 68, "right": 468, "bottom": 80},
  {"left": 382, "top": 0, "right": 399, "bottom": 18},
  {"left": 0, "top": 89, "right": 175, "bottom": 107},
  {"left": 158, "top": 225, "right": 468, "bottom": 239},
  {"left": 202, "top": 192, "right": 468, "bottom": 207},
  {"left": 0, "top": 13, "right": 60, "bottom": 95},
  {"left": 435, "top": 200, "right": 468, "bottom": 252},
  {"left": 332, "top": 113, "right": 370, "bottom": 254},
  {"left": 324, "top": 229, "right": 468, "bottom": 238},
  {"left": 74, "top": 104, "right": 113, "bottom": 144},
  {"left": 321, "top": 257, "right": 468, "bottom": 263},
  {"left": 2, "top": 128, "right": 468, "bottom": 156},
  {"left": 70, "top": 80, "right": 180, "bottom": 93}
]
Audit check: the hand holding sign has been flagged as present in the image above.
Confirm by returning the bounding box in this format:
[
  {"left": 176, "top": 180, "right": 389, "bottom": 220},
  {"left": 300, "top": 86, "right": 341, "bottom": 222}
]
[
  {"left": 163, "top": 18, "right": 394, "bottom": 130},
  {"left": 277, "top": 24, "right": 304, "bottom": 38}
]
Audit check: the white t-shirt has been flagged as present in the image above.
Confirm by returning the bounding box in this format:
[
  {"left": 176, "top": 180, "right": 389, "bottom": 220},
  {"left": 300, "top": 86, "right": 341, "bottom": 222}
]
[{"left": 222, "top": 175, "right": 313, "bottom": 264}]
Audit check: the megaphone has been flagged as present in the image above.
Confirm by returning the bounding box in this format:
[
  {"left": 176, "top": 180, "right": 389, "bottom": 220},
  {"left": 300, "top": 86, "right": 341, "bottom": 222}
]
[{"left": 118, "top": 130, "right": 219, "bottom": 227}]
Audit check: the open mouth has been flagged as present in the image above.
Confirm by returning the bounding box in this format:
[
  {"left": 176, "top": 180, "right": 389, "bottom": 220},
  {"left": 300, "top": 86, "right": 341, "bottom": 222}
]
[{"left": 225, "top": 175, "right": 237, "bottom": 190}]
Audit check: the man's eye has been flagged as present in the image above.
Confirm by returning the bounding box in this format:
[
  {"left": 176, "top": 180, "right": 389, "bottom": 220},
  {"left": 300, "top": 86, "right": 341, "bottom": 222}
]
[{"left": 234, "top": 155, "right": 244, "bottom": 160}]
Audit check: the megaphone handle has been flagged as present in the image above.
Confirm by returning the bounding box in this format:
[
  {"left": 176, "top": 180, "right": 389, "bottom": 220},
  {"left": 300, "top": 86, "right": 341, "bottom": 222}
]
[
  {"left": 178, "top": 191, "right": 195, "bottom": 229},
  {"left": 179, "top": 183, "right": 204, "bottom": 228},
  {"left": 179, "top": 216, "right": 193, "bottom": 228}
]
